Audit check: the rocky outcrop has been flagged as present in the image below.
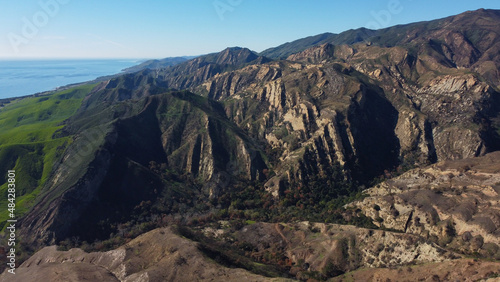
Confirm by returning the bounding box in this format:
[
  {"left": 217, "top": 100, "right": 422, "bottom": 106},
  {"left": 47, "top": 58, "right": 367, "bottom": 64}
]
[
  {"left": 394, "top": 108, "right": 435, "bottom": 161},
  {"left": 413, "top": 74, "right": 494, "bottom": 160},
  {"left": 287, "top": 43, "right": 336, "bottom": 63},
  {"left": 350, "top": 152, "right": 500, "bottom": 258}
]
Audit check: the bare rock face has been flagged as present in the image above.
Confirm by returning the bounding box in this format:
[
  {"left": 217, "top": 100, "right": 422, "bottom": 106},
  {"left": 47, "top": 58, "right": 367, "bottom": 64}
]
[
  {"left": 394, "top": 108, "right": 434, "bottom": 160},
  {"left": 413, "top": 74, "right": 495, "bottom": 160},
  {"left": 194, "top": 57, "right": 403, "bottom": 192},
  {"left": 350, "top": 152, "right": 500, "bottom": 258},
  {"left": 286, "top": 43, "right": 336, "bottom": 63},
  {"left": 1, "top": 227, "right": 273, "bottom": 282}
]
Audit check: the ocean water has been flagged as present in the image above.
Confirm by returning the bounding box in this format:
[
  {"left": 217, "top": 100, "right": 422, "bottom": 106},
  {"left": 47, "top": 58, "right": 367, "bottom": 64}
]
[{"left": 0, "top": 59, "right": 141, "bottom": 99}]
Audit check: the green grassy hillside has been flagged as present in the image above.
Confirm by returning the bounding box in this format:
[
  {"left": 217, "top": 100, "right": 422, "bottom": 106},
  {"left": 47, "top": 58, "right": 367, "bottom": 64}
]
[{"left": 0, "top": 84, "right": 95, "bottom": 229}]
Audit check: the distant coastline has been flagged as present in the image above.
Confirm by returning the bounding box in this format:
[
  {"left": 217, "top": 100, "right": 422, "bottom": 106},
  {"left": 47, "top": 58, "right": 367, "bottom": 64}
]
[{"left": 0, "top": 59, "right": 142, "bottom": 100}]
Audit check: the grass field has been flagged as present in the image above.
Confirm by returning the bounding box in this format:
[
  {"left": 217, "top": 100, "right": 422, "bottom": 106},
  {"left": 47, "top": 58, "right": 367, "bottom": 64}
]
[{"left": 0, "top": 84, "right": 95, "bottom": 229}]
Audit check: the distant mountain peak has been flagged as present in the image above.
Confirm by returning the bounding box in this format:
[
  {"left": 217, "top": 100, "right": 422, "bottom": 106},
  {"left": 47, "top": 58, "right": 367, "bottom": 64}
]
[
  {"left": 221, "top": 46, "right": 249, "bottom": 52},
  {"left": 215, "top": 47, "right": 259, "bottom": 65}
]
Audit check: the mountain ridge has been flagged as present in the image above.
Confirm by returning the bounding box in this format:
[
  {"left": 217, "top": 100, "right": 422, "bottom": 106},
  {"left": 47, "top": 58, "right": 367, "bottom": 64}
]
[
  {"left": 13, "top": 8, "right": 500, "bottom": 247},
  {"left": 1, "top": 8, "right": 500, "bottom": 281},
  {"left": 260, "top": 9, "right": 500, "bottom": 63}
]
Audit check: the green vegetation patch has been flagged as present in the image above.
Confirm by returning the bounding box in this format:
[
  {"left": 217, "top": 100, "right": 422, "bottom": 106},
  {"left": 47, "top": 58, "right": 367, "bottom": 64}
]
[{"left": 0, "top": 84, "right": 95, "bottom": 229}]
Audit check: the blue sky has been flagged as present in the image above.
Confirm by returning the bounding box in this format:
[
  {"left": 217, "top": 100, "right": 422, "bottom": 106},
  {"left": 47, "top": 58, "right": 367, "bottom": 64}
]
[{"left": 0, "top": 0, "right": 499, "bottom": 59}]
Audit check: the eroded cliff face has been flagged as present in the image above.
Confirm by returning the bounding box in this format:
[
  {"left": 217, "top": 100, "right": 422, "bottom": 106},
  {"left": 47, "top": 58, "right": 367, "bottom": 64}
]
[
  {"left": 190, "top": 59, "right": 402, "bottom": 193},
  {"left": 334, "top": 42, "right": 500, "bottom": 161},
  {"left": 183, "top": 42, "right": 499, "bottom": 196}
]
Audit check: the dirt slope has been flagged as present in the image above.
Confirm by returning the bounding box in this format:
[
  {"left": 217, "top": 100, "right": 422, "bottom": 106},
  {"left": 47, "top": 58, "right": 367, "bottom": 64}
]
[{"left": 0, "top": 227, "right": 284, "bottom": 282}]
